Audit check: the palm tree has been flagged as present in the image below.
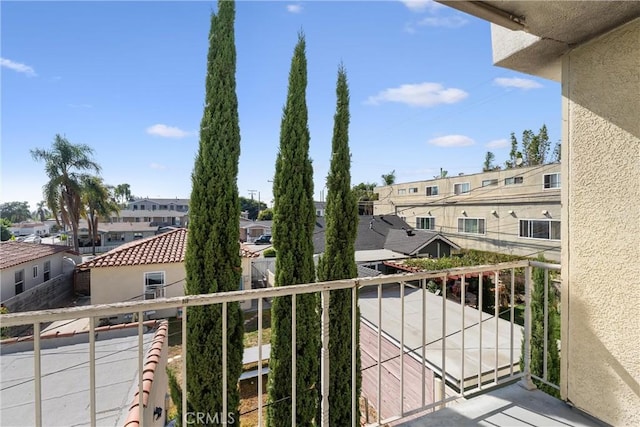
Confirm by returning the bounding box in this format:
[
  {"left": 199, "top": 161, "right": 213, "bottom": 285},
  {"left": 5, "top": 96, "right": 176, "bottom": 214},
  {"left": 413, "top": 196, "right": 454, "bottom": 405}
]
[
  {"left": 82, "top": 176, "right": 120, "bottom": 255},
  {"left": 381, "top": 169, "right": 396, "bottom": 185},
  {"left": 33, "top": 201, "right": 50, "bottom": 222},
  {"left": 114, "top": 183, "right": 132, "bottom": 206},
  {"left": 31, "top": 135, "right": 101, "bottom": 252}
]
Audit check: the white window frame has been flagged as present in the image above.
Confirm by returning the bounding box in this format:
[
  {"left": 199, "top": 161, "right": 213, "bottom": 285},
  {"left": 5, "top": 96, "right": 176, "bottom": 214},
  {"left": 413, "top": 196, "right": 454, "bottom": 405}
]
[
  {"left": 32, "top": 265, "right": 38, "bottom": 278},
  {"left": 453, "top": 182, "right": 470, "bottom": 195},
  {"left": 416, "top": 216, "right": 436, "bottom": 230},
  {"left": 457, "top": 217, "right": 486, "bottom": 234},
  {"left": 397, "top": 189, "right": 406, "bottom": 195},
  {"left": 426, "top": 186, "right": 438, "bottom": 197},
  {"left": 44, "top": 261, "right": 51, "bottom": 281},
  {"left": 519, "top": 219, "right": 561, "bottom": 240},
  {"left": 482, "top": 179, "right": 498, "bottom": 187},
  {"left": 408, "top": 187, "right": 418, "bottom": 194},
  {"left": 505, "top": 176, "right": 524, "bottom": 185},
  {"left": 15, "top": 269, "right": 25, "bottom": 295},
  {"left": 543, "top": 173, "right": 561, "bottom": 190},
  {"left": 144, "top": 271, "right": 166, "bottom": 300}
]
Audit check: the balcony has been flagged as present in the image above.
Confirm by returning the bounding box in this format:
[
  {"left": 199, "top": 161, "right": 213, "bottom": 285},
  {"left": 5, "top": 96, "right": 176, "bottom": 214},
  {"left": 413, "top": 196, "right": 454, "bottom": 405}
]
[{"left": 0, "top": 260, "right": 602, "bottom": 426}]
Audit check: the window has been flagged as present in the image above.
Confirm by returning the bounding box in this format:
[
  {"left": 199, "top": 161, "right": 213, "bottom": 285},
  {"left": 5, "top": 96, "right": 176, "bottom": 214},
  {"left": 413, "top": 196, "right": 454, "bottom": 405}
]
[
  {"left": 133, "top": 205, "right": 138, "bottom": 210},
  {"left": 416, "top": 217, "right": 435, "bottom": 230},
  {"left": 544, "top": 173, "right": 561, "bottom": 189},
  {"left": 134, "top": 232, "right": 143, "bottom": 239},
  {"left": 454, "top": 183, "right": 470, "bottom": 195},
  {"left": 44, "top": 261, "right": 51, "bottom": 281},
  {"left": 160, "top": 205, "right": 168, "bottom": 210},
  {"left": 144, "top": 272, "right": 165, "bottom": 299},
  {"left": 426, "top": 186, "right": 438, "bottom": 196},
  {"left": 15, "top": 270, "right": 24, "bottom": 295},
  {"left": 458, "top": 218, "right": 485, "bottom": 234},
  {"left": 152, "top": 205, "right": 157, "bottom": 210},
  {"left": 397, "top": 189, "right": 406, "bottom": 195},
  {"left": 140, "top": 204, "right": 145, "bottom": 210},
  {"left": 32, "top": 265, "right": 38, "bottom": 278},
  {"left": 519, "top": 220, "right": 561, "bottom": 240},
  {"left": 408, "top": 187, "right": 418, "bottom": 194},
  {"left": 482, "top": 179, "right": 498, "bottom": 187},
  {"left": 505, "top": 176, "right": 524, "bottom": 185}
]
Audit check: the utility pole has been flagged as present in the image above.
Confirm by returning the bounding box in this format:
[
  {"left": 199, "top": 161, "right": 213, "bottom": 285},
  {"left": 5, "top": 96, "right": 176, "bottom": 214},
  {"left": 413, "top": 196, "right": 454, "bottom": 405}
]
[{"left": 248, "top": 189, "right": 257, "bottom": 201}]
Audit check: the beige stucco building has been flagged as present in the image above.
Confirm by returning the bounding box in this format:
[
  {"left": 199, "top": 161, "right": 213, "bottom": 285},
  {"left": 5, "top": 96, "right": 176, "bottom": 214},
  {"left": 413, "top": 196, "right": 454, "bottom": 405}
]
[
  {"left": 437, "top": 2, "right": 640, "bottom": 425},
  {"left": 375, "top": 163, "right": 561, "bottom": 261}
]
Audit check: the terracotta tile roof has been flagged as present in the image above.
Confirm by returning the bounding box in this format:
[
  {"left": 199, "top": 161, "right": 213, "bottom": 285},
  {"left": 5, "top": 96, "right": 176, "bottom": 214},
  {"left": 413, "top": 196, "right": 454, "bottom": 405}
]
[
  {"left": 123, "top": 320, "right": 168, "bottom": 427},
  {"left": 0, "top": 241, "right": 74, "bottom": 270},
  {"left": 78, "top": 228, "right": 259, "bottom": 269}
]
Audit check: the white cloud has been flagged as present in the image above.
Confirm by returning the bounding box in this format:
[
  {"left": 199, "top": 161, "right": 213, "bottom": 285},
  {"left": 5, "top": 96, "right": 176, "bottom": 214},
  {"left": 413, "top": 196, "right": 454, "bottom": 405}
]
[
  {"left": 428, "top": 135, "right": 475, "bottom": 147},
  {"left": 1, "top": 57, "right": 37, "bottom": 77},
  {"left": 494, "top": 77, "right": 543, "bottom": 90},
  {"left": 146, "top": 124, "right": 191, "bottom": 138},
  {"left": 150, "top": 163, "right": 167, "bottom": 170},
  {"left": 399, "top": 0, "right": 443, "bottom": 12},
  {"left": 418, "top": 15, "right": 468, "bottom": 28},
  {"left": 286, "top": 4, "right": 302, "bottom": 14},
  {"left": 366, "top": 82, "right": 468, "bottom": 107},
  {"left": 486, "top": 138, "right": 509, "bottom": 148}
]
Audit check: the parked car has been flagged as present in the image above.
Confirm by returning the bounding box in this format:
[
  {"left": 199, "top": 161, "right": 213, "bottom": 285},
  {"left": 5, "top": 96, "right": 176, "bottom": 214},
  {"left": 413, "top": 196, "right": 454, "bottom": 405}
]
[
  {"left": 22, "top": 234, "right": 42, "bottom": 244},
  {"left": 254, "top": 234, "right": 272, "bottom": 245}
]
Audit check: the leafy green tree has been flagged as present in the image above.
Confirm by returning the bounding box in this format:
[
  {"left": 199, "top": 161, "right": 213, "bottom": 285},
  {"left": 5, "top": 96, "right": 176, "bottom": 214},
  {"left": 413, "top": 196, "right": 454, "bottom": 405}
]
[
  {"left": 483, "top": 151, "right": 497, "bottom": 172},
  {"left": 552, "top": 141, "right": 561, "bottom": 163},
  {"left": 114, "top": 183, "right": 132, "bottom": 206},
  {"left": 381, "top": 169, "right": 396, "bottom": 185},
  {"left": 81, "top": 176, "right": 120, "bottom": 255},
  {"left": 316, "top": 65, "right": 361, "bottom": 425},
  {"left": 0, "top": 201, "right": 32, "bottom": 223},
  {"left": 183, "top": 1, "right": 244, "bottom": 423},
  {"left": 1, "top": 218, "right": 13, "bottom": 241},
  {"left": 352, "top": 182, "right": 377, "bottom": 215},
  {"left": 239, "top": 196, "right": 267, "bottom": 220},
  {"left": 257, "top": 208, "right": 274, "bottom": 221},
  {"left": 433, "top": 168, "right": 449, "bottom": 179},
  {"left": 31, "top": 135, "right": 101, "bottom": 252},
  {"left": 267, "top": 32, "right": 320, "bottom": 426},
  {"left": 520, "top": 255, "right": 560, "bottom": 397},
  {"left": 505, "top": 125, "right": 551, "bottom": 168}
]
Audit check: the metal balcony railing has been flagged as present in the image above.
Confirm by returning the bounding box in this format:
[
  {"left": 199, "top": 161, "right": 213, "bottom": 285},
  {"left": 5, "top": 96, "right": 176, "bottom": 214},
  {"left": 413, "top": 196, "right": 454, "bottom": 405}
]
[{"left": 0, "top": 260, "right": 560, "bottom": 426}]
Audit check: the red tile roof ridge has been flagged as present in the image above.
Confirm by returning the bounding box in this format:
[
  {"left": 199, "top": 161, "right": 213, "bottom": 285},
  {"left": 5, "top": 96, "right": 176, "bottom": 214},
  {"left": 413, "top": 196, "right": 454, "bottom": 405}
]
[
  {"left": 123, "top": 320, "right": 169, "bottom": 427},
  {"left": 0, "top": 320, "right": 159, "bottom": 346}
]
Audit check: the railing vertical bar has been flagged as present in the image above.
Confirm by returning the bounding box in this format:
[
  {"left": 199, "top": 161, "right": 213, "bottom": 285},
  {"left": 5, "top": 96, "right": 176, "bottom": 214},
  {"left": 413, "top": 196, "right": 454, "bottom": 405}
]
[
  {"left": 320, "top": 290, "right": 330, "bottom": 427},
  {"left": 89, "top": 316, "right": 96, "bottom": 427},
  {"left": 441, "top": 274, "right": 447, "bottom": 407},
  {"left": 477, "top": 275, "right": 483, "bottom": 389},
  {"left": 351, "top": 285, "right": 357, "bottom": 427},
  {"left": 494, "top": 271, "right": 500, "bottom": 384},
  {"left": 460, "top": 275, "right": 465, "bottom": 395},
  {"left": 421, "top": 278, "right": 426, "bottom": 408},
  {"left": 34, "top": 322, "right": 42, "bottom": 427},
  {"left": 543, "top": 268, "right": 549, "bottom": 382},
  {"left": 400, "top": 281, "right": 405, "bottom": 416},
  {"left": 377, "top": 283, "right": 382, "bottom": 425},
  {"left": 510, "top": 269, "right": 515, "bottom": 376},
  {"left": 222, "top": 302, "right": 228, "bottom": 425},
  {"left": 521, "top": 266, "right": 536, "bottom": 389},
  {"left": 291, "top": 295, "right": 297, "bottom": 427},
  {"left": 182, "top": 307, "right": 188, "bottom": 427},
  {"left": 138, "top": 311, "right": 144, "bottom": 427},
  {"left": 258, "top": 298, "right": 263, "bottom": 427}
]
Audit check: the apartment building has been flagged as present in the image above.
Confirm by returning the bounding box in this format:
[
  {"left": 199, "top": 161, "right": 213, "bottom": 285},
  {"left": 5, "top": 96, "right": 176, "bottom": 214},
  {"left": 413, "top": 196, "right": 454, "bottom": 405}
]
[
  {"left": 374, "top": 163, "right": 561, "bottom": 261},
  {"left": 109, "top": 197, "right": 189, "bottom": 226}
]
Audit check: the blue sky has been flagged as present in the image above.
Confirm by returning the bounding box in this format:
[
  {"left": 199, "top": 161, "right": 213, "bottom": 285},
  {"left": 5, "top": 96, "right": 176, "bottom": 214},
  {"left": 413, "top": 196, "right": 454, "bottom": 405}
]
[{"left": 1, "top": 0, "right": 560, "bottom": 212}]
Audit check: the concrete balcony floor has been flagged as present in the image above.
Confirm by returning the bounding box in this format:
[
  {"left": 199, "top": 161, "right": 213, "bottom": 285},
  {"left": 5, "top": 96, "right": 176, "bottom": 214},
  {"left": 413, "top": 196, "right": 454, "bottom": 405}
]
[{"left": 396, "top": 382, "right": 604, "bottom": 427}]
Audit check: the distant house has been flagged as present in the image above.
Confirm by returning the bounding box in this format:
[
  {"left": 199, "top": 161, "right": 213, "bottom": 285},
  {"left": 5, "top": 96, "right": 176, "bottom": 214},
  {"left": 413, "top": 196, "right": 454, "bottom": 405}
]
[
  {"left": 77, "top": 228, "right": 258, "bottom": 323},
  {"left": 0, "top": 241, "right": 78, "bottom": 308},
  {"left": 239, "top": 219, "right": 272, "bottom": 243},
  {"left": 76, "top": 220, "right": 159, "bottom": 249},
  {"left": 0, "top": 321, "right": 168, "bottom": 427},
  {"left": 314, "top": 201, "right": 326, "bottom": 217},
  {"left": 110, "top": 197, "right": 190, "bottom": 227},
  {"left": 8, "top": 221, "right": 51, "bottom": 237},
  {"left": 313, "top": 215, "right": 459, "bottom": 272}
]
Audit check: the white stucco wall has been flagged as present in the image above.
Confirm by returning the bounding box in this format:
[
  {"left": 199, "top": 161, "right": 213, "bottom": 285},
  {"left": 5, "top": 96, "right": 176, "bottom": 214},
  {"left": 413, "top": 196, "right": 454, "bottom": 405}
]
[
  {"left": 1, "top": 253, "right": 65, "bottom": 301},
  {"left": 561, "top": 18, "right": 640, "bottom": 426}
]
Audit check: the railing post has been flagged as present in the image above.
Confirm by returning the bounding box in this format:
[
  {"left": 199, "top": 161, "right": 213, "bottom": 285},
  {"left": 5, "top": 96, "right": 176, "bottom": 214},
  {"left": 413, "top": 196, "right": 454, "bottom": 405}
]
[
  {"left": 321, "top": 289, "right": 330, "bottom": 427},
  {"left": 521, "top": 265, "right": 536, "bottom": 390},
  {"left": 34, "top": 322, "right": 42, "bottom": 427},
  {"left": 89, "top": 316, "right": 96, "bottom": 427},
  {"left": 222, "top": 302, "right": 228, "bottom": 425},
  {"left": 182, "top": 306, "right": 188, "bottom": 427}
]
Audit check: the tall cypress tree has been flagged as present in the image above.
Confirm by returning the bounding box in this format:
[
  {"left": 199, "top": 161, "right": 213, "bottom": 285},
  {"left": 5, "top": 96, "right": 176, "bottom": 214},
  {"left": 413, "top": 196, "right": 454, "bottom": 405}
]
[
  {"left": 267, "top": 33, "right": 320, "bottom": 426},
  {"left": 317, "top": 65, "right": 361, "bottom": 425},
  {"left": 183, "top": 0, "right": 244, "bottom": 423}
]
